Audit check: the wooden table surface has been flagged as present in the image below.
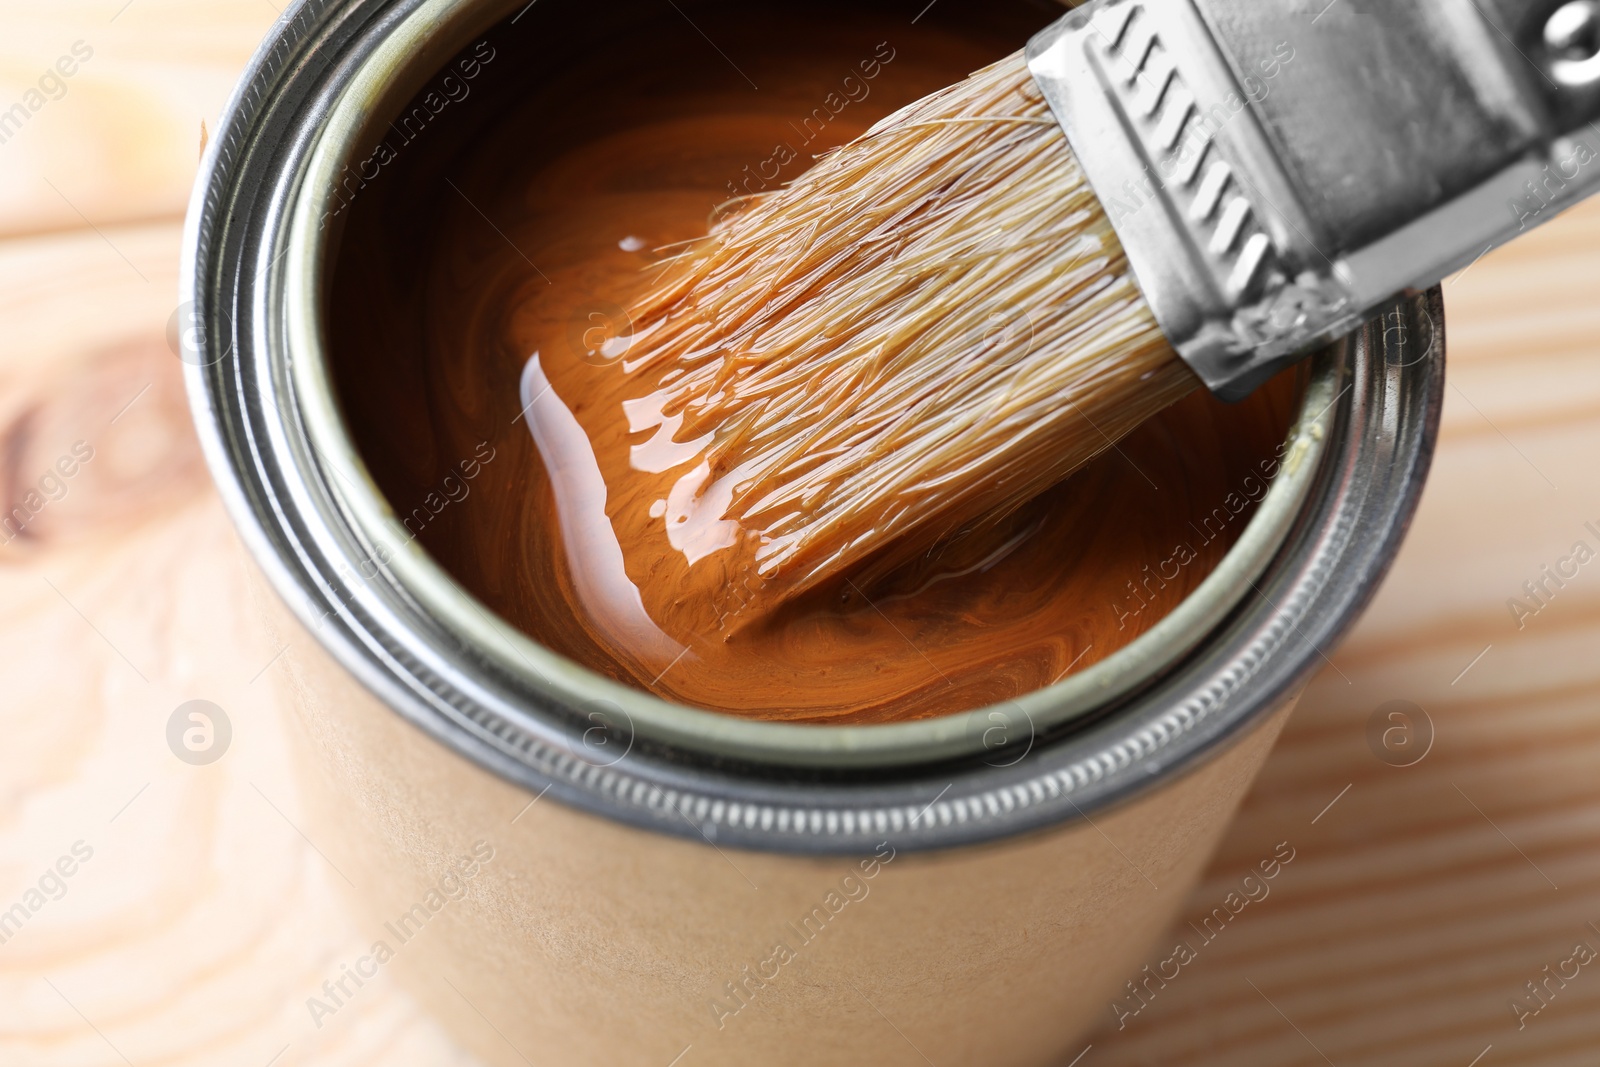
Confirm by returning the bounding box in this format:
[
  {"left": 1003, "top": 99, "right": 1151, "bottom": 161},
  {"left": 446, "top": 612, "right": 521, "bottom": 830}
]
[{"left": 4, "top": 4, "right": 1600, "bottom": 1066}]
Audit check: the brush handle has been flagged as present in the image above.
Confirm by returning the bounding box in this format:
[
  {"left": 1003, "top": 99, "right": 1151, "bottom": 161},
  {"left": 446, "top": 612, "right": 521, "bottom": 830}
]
[{"left": 1029, "top": 0, "right": 1600, "bottom": 399}]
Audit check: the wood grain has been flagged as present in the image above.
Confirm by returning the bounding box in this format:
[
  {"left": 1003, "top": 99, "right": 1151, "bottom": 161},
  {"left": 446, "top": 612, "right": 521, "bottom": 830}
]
[
  {"left": 0, "top": 224, "right": 478, "bottom": 1067},
  {"left": 2, "top": 3, "right": 1600, "bottom": 1065}
]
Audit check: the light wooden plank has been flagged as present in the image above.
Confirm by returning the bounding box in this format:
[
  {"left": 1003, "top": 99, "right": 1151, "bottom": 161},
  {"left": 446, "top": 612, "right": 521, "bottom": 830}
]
[
  {"left": 0, "top": 222, "right": 478, "bottom": 1067},
  {"left": 0, "top": 0, "right": 279, "bottom": 238},
  {"left": 3, "top": 1, "right": 1600, "bottom": 1060}
]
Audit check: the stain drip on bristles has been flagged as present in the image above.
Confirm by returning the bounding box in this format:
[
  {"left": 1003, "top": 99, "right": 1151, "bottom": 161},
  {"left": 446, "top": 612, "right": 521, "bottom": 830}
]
[{"left": 625, "top": 51, "right": 1196, "bottom": 625}]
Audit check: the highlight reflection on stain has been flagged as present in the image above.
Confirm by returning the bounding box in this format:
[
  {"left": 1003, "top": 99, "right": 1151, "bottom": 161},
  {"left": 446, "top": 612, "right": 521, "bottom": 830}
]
[{"left": 519, "top": 353, "right": 685, "bottom": 677}]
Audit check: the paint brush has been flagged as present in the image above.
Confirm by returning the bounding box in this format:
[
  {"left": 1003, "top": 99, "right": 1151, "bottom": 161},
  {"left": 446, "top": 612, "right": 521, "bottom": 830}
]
[{"left": 621, "top": 0, "right": 1600, "bottom": 631}]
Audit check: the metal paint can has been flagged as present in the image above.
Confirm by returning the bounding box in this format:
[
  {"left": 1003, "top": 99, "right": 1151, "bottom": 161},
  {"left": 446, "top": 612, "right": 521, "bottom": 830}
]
[{"left": 182, "top": 0, "right": 1444, "bottom": 1062}]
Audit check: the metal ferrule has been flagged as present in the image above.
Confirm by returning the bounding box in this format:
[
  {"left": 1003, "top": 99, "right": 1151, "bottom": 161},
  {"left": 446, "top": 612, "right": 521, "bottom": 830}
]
[{"left": 1029, "top": 0, "right": 1600, "bottom": 399}]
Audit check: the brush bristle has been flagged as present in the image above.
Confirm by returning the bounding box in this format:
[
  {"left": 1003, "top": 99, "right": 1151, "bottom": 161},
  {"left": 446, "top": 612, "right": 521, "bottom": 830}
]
[{"left": 620, "top": 51, "right": 1195, "bottom": 630}]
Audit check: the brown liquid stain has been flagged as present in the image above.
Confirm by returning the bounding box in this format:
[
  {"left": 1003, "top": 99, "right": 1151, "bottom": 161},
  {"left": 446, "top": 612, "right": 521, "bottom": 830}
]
[{"left": 328, "top": 2, "right": 1299, "bottom": 724}]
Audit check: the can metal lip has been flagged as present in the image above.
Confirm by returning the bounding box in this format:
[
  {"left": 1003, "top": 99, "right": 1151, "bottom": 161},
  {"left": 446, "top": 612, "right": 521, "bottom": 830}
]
[
  {"left": 278, "top": 0, "right": 1344, "bottom": 774},
  {"left": 183, "top": 0, "right": 1445, "bottom": 853}
]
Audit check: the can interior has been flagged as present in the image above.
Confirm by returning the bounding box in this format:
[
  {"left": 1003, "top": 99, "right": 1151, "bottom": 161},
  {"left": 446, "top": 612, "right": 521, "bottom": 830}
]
[{"left": 279, "top": 0, "right": 1340, "bottom": 767}]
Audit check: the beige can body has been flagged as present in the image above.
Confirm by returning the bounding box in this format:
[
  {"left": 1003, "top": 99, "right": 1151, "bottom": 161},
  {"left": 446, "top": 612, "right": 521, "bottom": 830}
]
[{"left": 272, "top": 591, "right": 1295, "bottom": 1067}]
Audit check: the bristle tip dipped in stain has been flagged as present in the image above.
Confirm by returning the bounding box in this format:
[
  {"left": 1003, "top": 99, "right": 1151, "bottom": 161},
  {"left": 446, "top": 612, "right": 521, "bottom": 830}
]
[{"left": 620, "top": 51, "right": 1195, "bottom": 631}]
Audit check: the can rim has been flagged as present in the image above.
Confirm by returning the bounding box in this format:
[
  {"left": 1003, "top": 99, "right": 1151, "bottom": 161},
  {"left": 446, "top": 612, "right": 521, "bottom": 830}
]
[
  {"left": 183, "top": 0, "right": 1445, "bottom": 852},
  {"left": 279, "top": 0, "right": 1340, "bottom": 769}
]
